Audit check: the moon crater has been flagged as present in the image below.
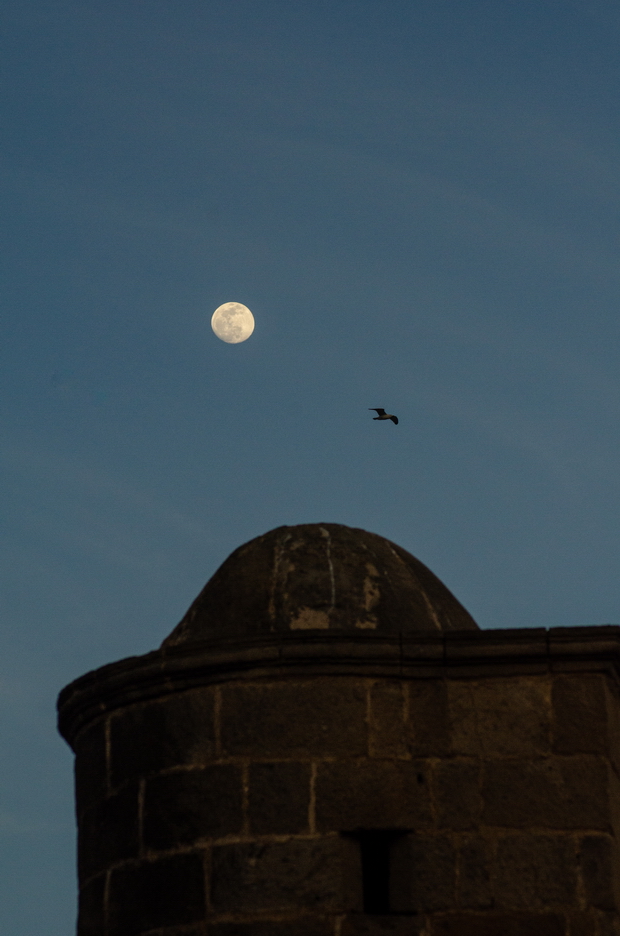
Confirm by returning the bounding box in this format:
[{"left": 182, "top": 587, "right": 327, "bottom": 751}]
[{"left": 211, "top": 302, "right": 255, "bottom": 343}]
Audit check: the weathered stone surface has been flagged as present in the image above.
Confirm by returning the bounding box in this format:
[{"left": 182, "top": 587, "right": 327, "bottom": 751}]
[
  {"left": 77, "top": 873, "right": 106, "bottom": 936},
  {"left": 566, "top": 911, "right": 602, "bottom": 936},
  {"left": 78, "top": 783, "right": 139, "bottom": 882},
  {"left": 448, "top": 677, "right": 551, "bottom": 757},
  {"left": 248, "top": 761, "right": 311, "bottom": 835},
  {"left": 110, "top": 689, "right": 215, "bottom": 785},
  {"left": 141, "top": 928, "right": 205, "bottom": 936},
  {"left": 444, "top": 628, "right": 548, "bottom": 668},
  {"left": 220, "top": 681, "right": 367, "bottom": 758},
  {"left": 407, "top": 681, "right": 451, "bottom": 757},
  {"left": 143, "top": 766, "right": 243, "bottom": 850},
  {"left": 493, "top": 834, "right": 577, "bottom": 910},
  {"left": 579, "top": 835, "right": 619, "bottom": 912},
  {"left": 431, "top": 912, "right": 566, "bottom": 935},
  {"left": 74, "top": 718, "right": 108, "bottom": 818},
  {"left": 108, "top": 852, "right": 206, "bottom": 936},
  {"left": 341, "top": 916, "right": 426, "bottom": 935},
  {"left": 598, "top": 911, "right": 620, "bottom": 935},
  {"left": 163, "top": 524, "right": 478, "bottom": 644},
  {"left": 207, "top": 920, "right": 332, "bottom": 936},
  {"left": 552, "top": 675, "right": 609, "bottom": 755},
  {"left": 315, "top": 761, "right": 432, "bottom": 831},
  {"left": 606, "top": 680, "right": 620, "bottom": 781},
  {"left": 434, "top": 759, "right": 481, "bottom": 830},
  {"left": 369, "top": 681, "right": 409, "bottom": 759},
  {"left": 610, "top": 769, "right": 620, "bottom": 843},
  {"left": 482, "top": 757, "right": 610, "bottom": 830},
  {"left": 210, "top": 839, "right": 349, "bottom": 913},
  {"left": 391, "top": 833, "right": 456, "bottom": 913},
  {"left": 456, "top": 835, "right": 493, "bottom": 909}
]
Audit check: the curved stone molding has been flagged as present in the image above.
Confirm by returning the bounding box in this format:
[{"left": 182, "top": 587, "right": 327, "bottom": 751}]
[{"left": 58, "top": 626, "right": 620, "bottom": 750}]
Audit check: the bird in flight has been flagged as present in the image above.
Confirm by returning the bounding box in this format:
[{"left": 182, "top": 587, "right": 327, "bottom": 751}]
[{"left": 369, "top": 408, "right": 398, "bottom": 425}]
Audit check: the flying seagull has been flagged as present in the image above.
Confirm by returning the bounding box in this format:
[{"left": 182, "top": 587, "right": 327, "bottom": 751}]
[{"left": 369, "top": 408, "right": 398, "bottom": 425}]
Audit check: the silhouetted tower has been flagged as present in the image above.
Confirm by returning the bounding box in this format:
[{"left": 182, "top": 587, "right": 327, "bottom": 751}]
[{"left": 58, "top": 523, "right": 620, "bottom": 935}]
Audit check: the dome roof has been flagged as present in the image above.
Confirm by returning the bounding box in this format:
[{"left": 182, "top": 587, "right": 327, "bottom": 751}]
[{"left": 163, "top": 523, "right": 478, "bottom": 646}]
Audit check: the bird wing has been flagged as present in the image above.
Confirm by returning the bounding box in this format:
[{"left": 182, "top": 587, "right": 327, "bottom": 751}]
[
  {"left": 370, "top": 408, "right": 386, "bottom": 415},
  {"left": 390, "top": 415, "right": 399, "bottom": 424}
]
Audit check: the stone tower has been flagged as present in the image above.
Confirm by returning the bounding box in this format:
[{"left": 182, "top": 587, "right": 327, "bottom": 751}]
[{"left": 58, "top": 523, "right": 620, "bottom": 936}]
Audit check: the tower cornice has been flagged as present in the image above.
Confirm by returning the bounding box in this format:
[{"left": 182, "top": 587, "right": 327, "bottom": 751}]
[{"left": 57, "top": 625, "right": 620, "bottom": 749}]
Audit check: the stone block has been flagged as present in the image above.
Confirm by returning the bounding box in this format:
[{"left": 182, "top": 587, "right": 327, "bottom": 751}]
[
  {"left": 493, "top": 833, "right": 577, "bottom": 910},
  {"left": 110, "top": 689, "right": 215, "bottom": 786},
  {"left": 568, "top": 910, "right": 607, "bottom": 936},
  {"left": 391, "top": 833, "right": 456, "bottom": 913},
  {"left": 145, "top": 929, "right": 205, "bottom": 936},
  {"left": 548, "top": 626, "right": 620, "bottom": 663},
  {"left": 78, "top": 783, "right": 139, "bottom": 882},
  {"left": 207, "top": 920, "right": 332, "bottom": 936},
  {"left": 74, "top": 718, "right": 108, "bottom": 818},
  {"left": 77, "top": 873, "right": 106, "bottom": 936},
  {"left": 434, "top": 760, "right": 481, "bottom": 830},
  {"left": 219, "top": 680, "right": 367, "bottom": 758},
  {"left": 315, "top": 761, "right": 432, "bottom": 832},
  {"left": 248, "top": 762, "right": 311, "bottom": 835},
  {"left": 579, "top": 835, "right": 619, "bottom": 912},
  {"left": 210, "top": 838, "right": 349, "bottom": 913},
  {"left": 482, "top": 757, "right": 610, "bottom": 830},
  {"left": 456, "top": 835, "right": 493, "bottom": 909},
  {"left": 407, "top": 681, "right": 451, "bottom": 756},
  {"left": 610, "top": 769, "right": 620, "bottom": 843},
  {"left": 369, "top": 682, "right": 409, "bottom": 758},
  {"left": 431, "top": 912, "right": 566, "bottom": 935},
  {"left": 444, "top": 628, "right": 548, "bottom": 667},
  {"left": 341, "top": 916, "right": 426, "bottom": 935},
  {"left": 447, "top": 677, "right": 551, "bottom": 757},
  {"left": 605, "top": 680, "right": 620, "bottom": 780},
  {"left": 552, "top": 675, "right": 609, "bottom": 755},
  {"left": 598, "top": 911, "right": 620, "bottom": 935},
  {"left": 108, "top": 851, "right": 206, "bottom": 936},
  {"left": 143, "top": 765, "right": 243, "bottom": 851}
]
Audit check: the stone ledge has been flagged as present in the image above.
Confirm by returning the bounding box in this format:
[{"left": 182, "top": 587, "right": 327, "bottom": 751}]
[{"left": 58, "top": 627, "right": 620, "bottom": 749}]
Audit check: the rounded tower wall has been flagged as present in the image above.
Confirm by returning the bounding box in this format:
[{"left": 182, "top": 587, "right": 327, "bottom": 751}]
[
  {"left": 73, "top": 668, "right": 432, "bottom": 936},
  {"left": 59, "top": 525, "right": 620, "bottom": 936}
]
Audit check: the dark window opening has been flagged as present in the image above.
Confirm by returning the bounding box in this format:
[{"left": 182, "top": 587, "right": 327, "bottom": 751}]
[{"left": 343, "top": 829, "right": 410, "bottom": 915}]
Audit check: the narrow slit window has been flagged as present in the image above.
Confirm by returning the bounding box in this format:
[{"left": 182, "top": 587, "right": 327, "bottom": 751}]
[{"left": 343, "top": 829, "right": 410, "bottom": 915}]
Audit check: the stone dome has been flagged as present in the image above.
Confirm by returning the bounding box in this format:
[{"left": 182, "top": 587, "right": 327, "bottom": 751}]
[{"left": 163, "top": 523, "right": 478, "bottom": 646}]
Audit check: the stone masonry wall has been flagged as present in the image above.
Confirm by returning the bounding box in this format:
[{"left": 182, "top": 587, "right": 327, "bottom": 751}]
[{"left": 74, "top": 671, "right": 620, "bottom": 936}]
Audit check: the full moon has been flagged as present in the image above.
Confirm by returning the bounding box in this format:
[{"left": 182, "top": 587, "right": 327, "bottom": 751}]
[{"left": 211, "top": 302, "right": 255, "bottom": 344}]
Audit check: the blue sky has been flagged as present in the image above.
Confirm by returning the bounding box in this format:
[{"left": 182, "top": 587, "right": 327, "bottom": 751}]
[{"left": 3, "top": 1, "right": 620, "bottom": 931}]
